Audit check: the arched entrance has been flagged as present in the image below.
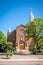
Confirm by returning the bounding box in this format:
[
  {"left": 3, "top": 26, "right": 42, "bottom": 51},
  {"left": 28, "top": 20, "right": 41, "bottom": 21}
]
[{"left": 19, "top": 40, "right": 25, "bottom": 50}]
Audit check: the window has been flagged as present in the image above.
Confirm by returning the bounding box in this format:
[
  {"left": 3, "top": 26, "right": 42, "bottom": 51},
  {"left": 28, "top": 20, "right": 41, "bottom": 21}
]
[{"left": 20, "top": 30, "right": 25, "bottom": 35}]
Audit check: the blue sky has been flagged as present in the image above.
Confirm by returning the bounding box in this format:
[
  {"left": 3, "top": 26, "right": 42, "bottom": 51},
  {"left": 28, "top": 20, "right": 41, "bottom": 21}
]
[{"left": 0, "top": 0, "right": 43, "bottom": 36}]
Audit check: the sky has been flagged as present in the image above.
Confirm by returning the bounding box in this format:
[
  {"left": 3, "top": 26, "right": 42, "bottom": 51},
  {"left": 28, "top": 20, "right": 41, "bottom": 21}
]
[{"left": 0, "top": 0, "right": 43, "bottom": 36}]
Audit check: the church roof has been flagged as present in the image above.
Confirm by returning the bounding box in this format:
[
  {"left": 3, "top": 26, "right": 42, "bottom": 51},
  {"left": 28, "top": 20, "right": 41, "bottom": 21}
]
[{"left": 16, "top": 24, "right": 26, "bottom": 28}]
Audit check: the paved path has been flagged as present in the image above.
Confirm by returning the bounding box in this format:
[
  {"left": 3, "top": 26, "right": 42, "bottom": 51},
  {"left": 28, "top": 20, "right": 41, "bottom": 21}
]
[
  {"left": 0, "top": 60, "right": 43, "bottom": 65},
  {"left": 0, "top": 55, "right": 43, "bottom": 65}
]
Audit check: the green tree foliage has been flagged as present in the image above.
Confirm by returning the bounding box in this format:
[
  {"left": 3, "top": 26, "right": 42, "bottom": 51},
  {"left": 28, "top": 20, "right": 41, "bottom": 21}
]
[
  {"left": 0, "top": 31, "right": 7, "bottom": 52},
  {"left": 0, "top": 31, "right": 13, "bottom": 58},
  {"left": 5, "top": 42, "right": 13, "bottom": 59},
  {"left": 26, "top": 18, "right": 43, "bottom": 54},
  {"left": 0, "top": 31, "right": 13, "bottom": 53}
]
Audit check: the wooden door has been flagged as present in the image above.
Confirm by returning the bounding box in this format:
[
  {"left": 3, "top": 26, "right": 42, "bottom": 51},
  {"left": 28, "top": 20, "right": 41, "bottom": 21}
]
[{"left": 19, "top": 40, "right": 25, "bottom": 50}]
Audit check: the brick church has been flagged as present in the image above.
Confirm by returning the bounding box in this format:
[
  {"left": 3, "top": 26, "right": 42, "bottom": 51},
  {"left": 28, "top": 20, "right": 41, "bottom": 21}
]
[{"left": 7, "top": 10, "right": 34, "bottom": 52}]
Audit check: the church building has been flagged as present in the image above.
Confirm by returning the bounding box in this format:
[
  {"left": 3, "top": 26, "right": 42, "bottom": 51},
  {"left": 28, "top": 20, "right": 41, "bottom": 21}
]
[{"left": 7, "top": 10, "right": 34, "bottom": 52}]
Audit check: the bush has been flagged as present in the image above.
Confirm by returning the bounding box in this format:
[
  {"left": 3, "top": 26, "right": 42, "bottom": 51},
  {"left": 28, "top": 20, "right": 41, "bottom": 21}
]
[
  {"left": 5, "top": 42, "right": 13, "bottom": 59},
  {"left": 6, "top": 49, "right": 13, "bottom": 59}
]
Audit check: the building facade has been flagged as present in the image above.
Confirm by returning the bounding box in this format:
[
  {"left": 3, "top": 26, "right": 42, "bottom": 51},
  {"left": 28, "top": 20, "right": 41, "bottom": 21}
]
[{"left": 7, "top": 25, "right": 32, "bottom": 51}]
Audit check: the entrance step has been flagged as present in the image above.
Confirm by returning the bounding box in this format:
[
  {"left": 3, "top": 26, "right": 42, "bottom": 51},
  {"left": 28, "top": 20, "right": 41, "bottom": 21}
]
[{"left": 14, "top": 50, "right": 31, "bottom": 55}]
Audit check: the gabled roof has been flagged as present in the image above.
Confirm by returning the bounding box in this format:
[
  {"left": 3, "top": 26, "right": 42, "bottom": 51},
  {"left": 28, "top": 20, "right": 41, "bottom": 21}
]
[{"left": 16, "top": 24, "right": 26, "bottom": 28}]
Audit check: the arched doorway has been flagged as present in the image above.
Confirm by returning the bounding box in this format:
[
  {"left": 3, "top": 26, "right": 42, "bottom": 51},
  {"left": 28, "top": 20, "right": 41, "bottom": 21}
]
[{"left": 19, "top": 40, "right": 25, "bottom": 50}]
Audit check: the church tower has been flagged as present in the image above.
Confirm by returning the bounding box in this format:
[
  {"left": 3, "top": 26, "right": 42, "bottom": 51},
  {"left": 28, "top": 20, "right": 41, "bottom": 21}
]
[{"left": 29, "top": 8, "right": 34, "bottom": 21}]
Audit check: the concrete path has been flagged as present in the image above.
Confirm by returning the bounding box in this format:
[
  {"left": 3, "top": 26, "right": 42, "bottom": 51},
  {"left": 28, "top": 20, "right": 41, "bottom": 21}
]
[
  {"left": 0, "top": 59, "right": 43, "bottom": 65},
  {"left": 0, "top": 55, "right": 43, "bottom": 65}
]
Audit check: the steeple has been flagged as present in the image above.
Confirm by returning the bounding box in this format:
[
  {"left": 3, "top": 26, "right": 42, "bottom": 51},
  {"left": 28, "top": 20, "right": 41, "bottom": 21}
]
[
  {"left": 7, "top": 28, "right": 11, "bottom": 36},
  {"left": 29, "top": 8, "right": 34, "bottom": 21},
  {"left": 8, "top": 28, "right": 11, "bottom": 32}
]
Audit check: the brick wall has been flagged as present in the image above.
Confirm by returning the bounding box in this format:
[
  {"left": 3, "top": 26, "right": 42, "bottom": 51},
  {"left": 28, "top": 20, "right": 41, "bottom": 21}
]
[{"left": 7, "top": 25, "right": 32, "bottom": 50}]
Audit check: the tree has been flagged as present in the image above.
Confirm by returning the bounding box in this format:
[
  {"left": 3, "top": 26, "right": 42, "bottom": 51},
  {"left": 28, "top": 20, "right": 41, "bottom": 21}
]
[
  {"left": 0, "top": 31, "right": 7, "bottom": 52},
  {"left": 26, "top": 18, "right": 43, "bottom": 54},
  {"left": 0, "top": 31, "right": 13, "bottom": 58}
]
